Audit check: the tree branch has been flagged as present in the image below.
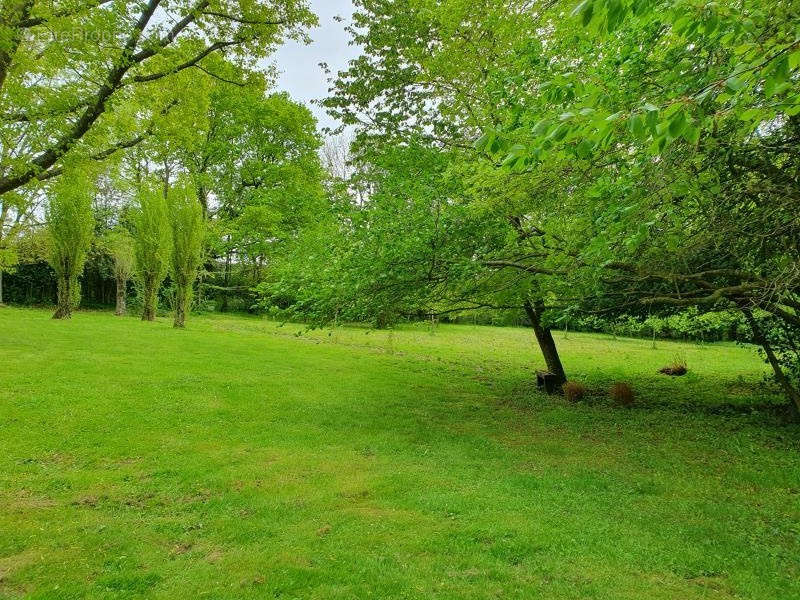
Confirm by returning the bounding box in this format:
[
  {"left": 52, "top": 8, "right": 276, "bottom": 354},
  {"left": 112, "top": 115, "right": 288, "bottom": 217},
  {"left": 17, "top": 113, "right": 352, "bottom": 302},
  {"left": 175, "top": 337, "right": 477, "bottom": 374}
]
[
  {"left": 130, "top": 40, "right": 238, "bottom": 84},
  {"left": 200, "top": 11, "right": 287, "bottom": 26},
  {"left": 0, "top": 0, "right": 161, "bottom": 195},
  {"left": 130, "top": 0, "right": 210, "bottom": 63}
]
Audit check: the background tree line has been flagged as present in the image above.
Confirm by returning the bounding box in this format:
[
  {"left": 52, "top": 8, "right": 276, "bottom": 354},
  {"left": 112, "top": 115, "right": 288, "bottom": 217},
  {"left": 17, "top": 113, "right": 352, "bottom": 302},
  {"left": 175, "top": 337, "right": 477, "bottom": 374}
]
[{"left": 0, "top": 0, "right": 324, "bottom": 324}]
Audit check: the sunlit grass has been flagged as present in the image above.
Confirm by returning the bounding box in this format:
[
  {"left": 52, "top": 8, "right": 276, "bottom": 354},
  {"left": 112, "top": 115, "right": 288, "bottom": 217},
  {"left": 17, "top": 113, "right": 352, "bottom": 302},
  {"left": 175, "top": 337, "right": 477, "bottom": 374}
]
[{"left": 1, "top": 307, "right": 798, "bottom": 599}]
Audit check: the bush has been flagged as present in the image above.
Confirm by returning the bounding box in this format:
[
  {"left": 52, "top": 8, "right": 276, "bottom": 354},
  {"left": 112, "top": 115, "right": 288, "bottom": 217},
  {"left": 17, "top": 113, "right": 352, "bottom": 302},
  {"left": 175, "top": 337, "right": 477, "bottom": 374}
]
[
  {"left": 563, "top": 381, "right": 586, "bottom": 402},
  {"left": 610, "top": 382, "right": 635, "bottom": 407},
  {"left": 659, "top": 353, "right": 688, "bottom": 376}
]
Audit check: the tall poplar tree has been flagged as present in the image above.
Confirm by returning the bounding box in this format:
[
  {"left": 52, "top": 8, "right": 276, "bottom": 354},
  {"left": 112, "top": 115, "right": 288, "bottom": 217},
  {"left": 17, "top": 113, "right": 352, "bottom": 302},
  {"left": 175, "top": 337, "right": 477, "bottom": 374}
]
[{"left": 46, "top": 175, "right": 95, "bottom": 319}]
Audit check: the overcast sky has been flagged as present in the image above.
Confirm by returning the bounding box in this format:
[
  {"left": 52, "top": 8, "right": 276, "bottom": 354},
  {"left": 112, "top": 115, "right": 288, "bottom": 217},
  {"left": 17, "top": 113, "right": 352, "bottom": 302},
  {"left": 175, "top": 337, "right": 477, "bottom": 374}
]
[{"left": 271, "top": 0, "right": 359, "bottom": 132}]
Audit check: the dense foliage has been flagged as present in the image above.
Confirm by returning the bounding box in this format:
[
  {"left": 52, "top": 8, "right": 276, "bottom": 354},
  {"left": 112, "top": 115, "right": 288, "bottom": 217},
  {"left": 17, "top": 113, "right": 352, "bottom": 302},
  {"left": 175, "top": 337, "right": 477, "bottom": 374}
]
[
  {"left": 275, "top": 0, "right": 799, "bottom": 413},
  {"left": 46, "top": 172, "right": 95, "bottom": 318},
  {"left": 1, "top": 0, "right": 798, "bottom": 415}
]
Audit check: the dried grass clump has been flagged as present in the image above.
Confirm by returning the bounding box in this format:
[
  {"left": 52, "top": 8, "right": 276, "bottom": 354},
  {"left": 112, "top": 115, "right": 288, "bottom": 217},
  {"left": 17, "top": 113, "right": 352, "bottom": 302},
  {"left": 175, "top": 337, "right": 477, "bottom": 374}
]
[
  {"left": 610, "top": 382, "right": 635, "bottom": 407},
  {"left": 659, "top": 353, "right": 688, "bottom": 376},
  {"left": 563, "top": 381, "right": 586, "bottom": 402}
]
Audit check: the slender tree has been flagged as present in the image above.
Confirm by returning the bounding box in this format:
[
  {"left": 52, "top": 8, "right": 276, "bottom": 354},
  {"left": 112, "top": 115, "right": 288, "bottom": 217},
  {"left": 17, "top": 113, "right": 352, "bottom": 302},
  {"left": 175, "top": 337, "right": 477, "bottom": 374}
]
[
  {"left": 46, "top": 177, "right": 94, "bottom": 319},
  {"left": 168, "top": 184, "right": 204, "bottom": 328},
  {"left": 106, "top": 230, "right": 135, "bottom": 316},
  {"left": 133, "top": 187, "right": 170, "bottom": 321}
]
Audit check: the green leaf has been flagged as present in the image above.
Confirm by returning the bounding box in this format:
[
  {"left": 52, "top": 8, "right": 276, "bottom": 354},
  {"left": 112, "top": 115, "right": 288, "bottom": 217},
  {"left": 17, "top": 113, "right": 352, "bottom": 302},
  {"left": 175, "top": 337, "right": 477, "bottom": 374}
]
[
  {"left": 704, "top": 14, "right": 719, "bottom": 36},
  {"left": 628, "top": 113, "right": 645, "bottom": 138},
  {"left": 662, "top": 103, "right": 682, "bottom": 118},
  {"left": 549, "top": 123, "right": 570, "bottom": 142},
  {"left": 645, "top": 109, "right": 659, "bottom": 130},
  {"left": 473, "top": 133, "right": 490, "bottom": 151},
  {"left": 501, "top": 152, "right": 519, "bottom": 166},
  {"left": 764, "top": 75, "right": 778, "bottom": 98},
  {"left": 672, "top": 15, "right": 691, "bottom": 34},
  {"left": 725, "top": 77, "right": 745, "bottom": 92},
  {"left": 533, "top": 120, "right": 550, "bottom": 135},
  {"left": 571, "top": 0, "right": 590, "bottom": 17},
  {"left": 682, "top": 124, "right": 700, "bottom": 145},
  {"left": 790, "top": 50, "right": 800, "bottom": 71},
  {"left": 582, "top": 2, "right": 594, "bottom": 26},
  {"left": 572, "top": 0, "right": 594, "bottom": 26},
  {"left": 576, "top": 139, "right": 594, "bottom": 159},
  {"left": 668, "top": 110, "right": 687, "bottom": 137},
  {"left": 785, "top": 95, "right": 800, "bottom": 116},
  {"left": 606, "top": 0, "right": 624, "bottom": 32},
  {"left": 738, "top": 108, "right": 761, "bottom": 122}
]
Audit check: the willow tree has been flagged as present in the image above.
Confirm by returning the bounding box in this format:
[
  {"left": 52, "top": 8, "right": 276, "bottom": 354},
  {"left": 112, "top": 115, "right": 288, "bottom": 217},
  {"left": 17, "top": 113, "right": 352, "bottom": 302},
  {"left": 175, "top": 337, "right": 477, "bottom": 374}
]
[
  {"left": 133, "top": 188, "right": 170, "bottom": 321},
  {"left": 46, "top": 177, "right": 94, "bottom": 319},
  {"left": 106, "top": 230, "right": 135, "bottom": 316},
  {"left": 167, "top": 184, "right": 204, "bottom": 328}
]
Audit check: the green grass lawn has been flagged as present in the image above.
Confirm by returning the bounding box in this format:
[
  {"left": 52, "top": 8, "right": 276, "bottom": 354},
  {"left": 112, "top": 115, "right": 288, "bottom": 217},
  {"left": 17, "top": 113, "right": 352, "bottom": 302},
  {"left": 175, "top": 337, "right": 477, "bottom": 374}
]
[{"left": 1, "top": 307, "right": 798, "bottom": 599}]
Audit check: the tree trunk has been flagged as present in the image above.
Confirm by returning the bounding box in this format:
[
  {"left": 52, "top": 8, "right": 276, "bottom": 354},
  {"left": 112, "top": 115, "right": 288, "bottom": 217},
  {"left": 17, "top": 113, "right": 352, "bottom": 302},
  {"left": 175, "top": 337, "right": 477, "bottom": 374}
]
[
  {"left": 174, "top": 283, "right": 188, "bottom": 328},
  {"left": 162, "top": 158, "right": 171, "bottom": 199},
  {"left": 198, "top": 183, "right": 209, "bottom": 219},
  {"left": 115, "top": 274, "right": 127, "bottom": 316},
  {"left": 0, "top": 0, "right": 34, "bottom": 94},
  {"left": 141, "top": 276, "right": 157, "bottom": 321},
  {"left": 53, "top": 275, "right": 72, "bottom": 319},
  {"left": 524, "top": 299, "right": 567, "bottom": 387},
  {"left": 221, "top": 249, "right": 232, "bottom": 312},
  {"left": 743, "top": 309, "right": 800, "bottom": 419}
]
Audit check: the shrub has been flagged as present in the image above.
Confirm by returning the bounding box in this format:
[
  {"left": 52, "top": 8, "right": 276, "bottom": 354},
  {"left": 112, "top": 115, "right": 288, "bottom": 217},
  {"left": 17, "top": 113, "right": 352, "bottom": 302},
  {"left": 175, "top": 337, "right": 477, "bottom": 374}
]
[
  {"left": 659, "top": 353, "right": 688, "bottom": 376},
  {"left": 610, "top": 382, "right": 635, "bottom": 407},
  {"left": 563, "top": 381, "right": 586, "bottom": 402}
]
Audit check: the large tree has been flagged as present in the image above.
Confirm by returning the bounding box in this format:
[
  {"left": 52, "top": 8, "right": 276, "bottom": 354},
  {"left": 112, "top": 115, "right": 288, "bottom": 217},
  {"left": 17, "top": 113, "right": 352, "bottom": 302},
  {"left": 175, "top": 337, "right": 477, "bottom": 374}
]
[
  {"left": 0, "top": 0, "right": 316, "bottom": 197},
  {"left": 466, "top": 0, "right": 800, "bottom": 411},
  {"left": 316, "top": 0, "right": 573, "bottom": 384},
  {"left": 170, "top": 83, "right": 325, "bottom": 311},
  {"left": 316, "top": 0, "right": 800, "bottom": 407}
]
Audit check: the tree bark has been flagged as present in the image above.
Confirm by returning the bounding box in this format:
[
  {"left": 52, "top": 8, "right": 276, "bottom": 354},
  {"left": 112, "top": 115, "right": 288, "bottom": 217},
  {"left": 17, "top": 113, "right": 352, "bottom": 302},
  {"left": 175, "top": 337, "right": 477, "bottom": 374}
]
[
  {"left": 174, "top": 282, "right": 188, "bottom": 328},
  {"left": 0, "top": 0, "right": 34, "bottom": 94},
  {"left": 53, "top": 275, "right": 73, "bottom": 319},
  {"left": 743, "top": 309, "right": 800, "bottom": 419},
  {"left": 141, "top": 277, "right": 157, "bottom": 321},
  {"left": 524, "top": 298, "right": 567, "bottom": 387},
  {"left": 115, "top": 274, "right": 127, "bottom": 316},
  {"left": 221, "top": 248, "right": 232, "bottom": 312},
  {"left": 197, "top": 182, "right": 209, "bottom": 219}
]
